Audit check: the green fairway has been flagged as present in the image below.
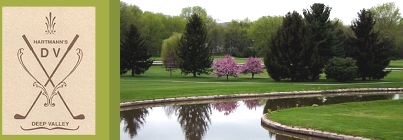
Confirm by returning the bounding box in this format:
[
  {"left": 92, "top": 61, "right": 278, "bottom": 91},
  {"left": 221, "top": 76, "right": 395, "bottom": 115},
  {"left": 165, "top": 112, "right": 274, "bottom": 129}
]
[
  {"left": 120, "top": 66, "right": 403, "bottom": 102},
  {"left": 267, "top": 99, "right": 403, "bottom": 140},
  {"left": 389, "top": 60, "right": 403, "bottom": 68},
  {"left": 152, "top": 55, "right": 260, "bottom": 63}
]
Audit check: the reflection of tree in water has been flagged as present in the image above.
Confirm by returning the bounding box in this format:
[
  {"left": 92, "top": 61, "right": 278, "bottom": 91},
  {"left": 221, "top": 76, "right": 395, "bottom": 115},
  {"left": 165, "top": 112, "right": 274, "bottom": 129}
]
[
  {"left": 165, "top": 104, "right": 212, "bottom": 140},
  {"left": 243, "top": 99, "right": 262, "bottom": 110},
  {"left": 212, "top": 101, "right": 239, "bottom": 115},
  {"left": 263, "top": 94, "right": 394, "bottom": 114},
  {"left": 120, "top": 108, "right": 150, "bottom": 138}
]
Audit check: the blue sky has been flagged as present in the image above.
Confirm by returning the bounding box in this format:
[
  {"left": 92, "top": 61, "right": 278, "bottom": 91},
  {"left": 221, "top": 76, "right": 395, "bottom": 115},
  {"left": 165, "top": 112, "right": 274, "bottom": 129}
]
[{"left": 121, "top": 0, "right": 403, "bottom": 25}]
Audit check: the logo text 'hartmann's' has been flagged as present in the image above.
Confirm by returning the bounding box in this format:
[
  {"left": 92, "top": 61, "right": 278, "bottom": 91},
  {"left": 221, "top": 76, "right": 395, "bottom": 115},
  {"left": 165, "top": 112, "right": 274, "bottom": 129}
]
[{"left": 33, "top": 39, "right": 68, "bottom": 44}]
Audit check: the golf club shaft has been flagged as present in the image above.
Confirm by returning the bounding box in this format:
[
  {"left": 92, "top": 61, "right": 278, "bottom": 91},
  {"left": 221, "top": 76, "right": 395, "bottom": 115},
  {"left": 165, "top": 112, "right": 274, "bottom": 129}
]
[
  {"left": 15, "top": 91, "right": 42, "bottom": 119},
  {"left": 57, "top": 91, "right": 84, "bottom": 119},
  {"left": 44, "top": 34, "right": 79, "bottom": 87},
  {"left": 22, "top": 35, "right": 55, "bottom": 87}
]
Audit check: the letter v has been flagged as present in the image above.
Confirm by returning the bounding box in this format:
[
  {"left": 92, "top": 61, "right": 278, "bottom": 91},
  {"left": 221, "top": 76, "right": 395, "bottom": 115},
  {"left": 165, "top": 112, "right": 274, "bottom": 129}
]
[{"left": 53, "top": 48, "right": 60, "bottom": 57}]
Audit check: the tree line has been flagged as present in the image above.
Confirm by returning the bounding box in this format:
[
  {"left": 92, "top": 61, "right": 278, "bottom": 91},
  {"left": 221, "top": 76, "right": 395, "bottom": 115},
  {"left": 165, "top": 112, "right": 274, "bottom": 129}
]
[{"left": 121, "top": 2, "right": 402, "bottom": 82}]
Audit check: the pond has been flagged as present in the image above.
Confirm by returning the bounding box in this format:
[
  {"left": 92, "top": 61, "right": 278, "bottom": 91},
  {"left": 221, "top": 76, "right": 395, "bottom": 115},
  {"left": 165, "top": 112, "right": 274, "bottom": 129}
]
[{"left": 120, "top": 93, "right": 403, "bottom": 140}]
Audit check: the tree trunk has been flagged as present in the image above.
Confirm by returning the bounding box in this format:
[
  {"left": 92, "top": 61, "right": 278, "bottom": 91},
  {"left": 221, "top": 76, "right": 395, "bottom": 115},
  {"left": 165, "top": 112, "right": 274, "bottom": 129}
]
[
  {"left": 226, "top": 75, "right": 228, "bottom": 81},
  {"left": 193, "top": 72, "right": 196, "bottom": 77},
  {"left": 252, "top": 73, "right": 255, "bottom": 79},
  {"left": 131, "top": 68, "right": 134, "bottom": 76},
  {"left": 170, "top": 69, "right": 172, "bottom": 80}
]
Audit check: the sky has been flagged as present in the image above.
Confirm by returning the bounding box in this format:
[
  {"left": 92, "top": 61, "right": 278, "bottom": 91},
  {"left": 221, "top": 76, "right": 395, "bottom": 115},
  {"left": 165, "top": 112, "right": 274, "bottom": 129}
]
[{"left": 121, "top": 0, "right": 403, "bottom": 25}]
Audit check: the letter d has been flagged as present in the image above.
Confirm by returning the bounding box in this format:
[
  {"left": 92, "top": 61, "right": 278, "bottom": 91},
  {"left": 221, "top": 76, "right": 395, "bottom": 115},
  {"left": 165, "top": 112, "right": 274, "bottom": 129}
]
[{"left": 41, "top": 48, "right": 48, "bottom": 57}]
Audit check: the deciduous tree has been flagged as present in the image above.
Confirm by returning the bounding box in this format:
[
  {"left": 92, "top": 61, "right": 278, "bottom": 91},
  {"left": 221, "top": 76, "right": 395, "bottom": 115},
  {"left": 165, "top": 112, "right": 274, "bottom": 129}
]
[
  {"left": 248, "top": 16, "right": 283, "bottom": 56},
  {"left": 238, "top": 56, "right": 264, "bottom": 78},
  {"left": 211, "top": 54, "right": 239, "bottom": 81},
  {"left": 161, "top": 33, "right": 181, "bottom": 79},
  {"left": 180, "top": 6, "right": 216, "bottom": 31},
  {"left": 120, "top": 2, "right": 143, "bottom": 44},
  {"left": 210, "top": 23, "right": 226, "bottom": 53},
  {"left": 371, "top": 2, "right": 403, "bottom": 59},
  {"left": 224, "top": 19, "right": 254, "bottom": 57},
  {"left": 141, "top": 12, "right": 167, "bottom": 55}
]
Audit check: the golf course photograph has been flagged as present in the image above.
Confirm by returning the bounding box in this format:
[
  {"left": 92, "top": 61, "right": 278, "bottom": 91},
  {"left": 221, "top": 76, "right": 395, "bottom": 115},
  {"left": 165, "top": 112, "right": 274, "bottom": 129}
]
[{"left": 119, "top": 1, "right": 403, "bottom": 140}]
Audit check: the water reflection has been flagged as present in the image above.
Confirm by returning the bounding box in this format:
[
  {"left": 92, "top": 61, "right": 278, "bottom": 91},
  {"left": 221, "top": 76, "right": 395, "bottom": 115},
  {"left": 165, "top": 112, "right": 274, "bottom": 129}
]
[
  {"left": 263, "top": 94, "right": 394, "bottom": 114},
  {"left": 120, "top": 93, "right": 400, "bottom": 140},
  {"left": 243, "top": 99, "right": 262, "bottom": 110},
  {"left": 165, "top": 104, "right": 212, "bottom": 140},
  {"left": 120, "top": 108, "right": 150, "bottom": 138},
  {"left": 212, "top": 101, "right": 238, "bottom": 115}
]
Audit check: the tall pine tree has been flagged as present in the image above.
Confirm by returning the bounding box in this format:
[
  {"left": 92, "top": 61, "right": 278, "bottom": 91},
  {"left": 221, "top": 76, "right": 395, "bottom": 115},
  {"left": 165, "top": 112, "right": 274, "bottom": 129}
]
[
  {"left": 332, "top": 22, "right": 349, "bottom": 58},
  {"left": 348, "top": 9, "right": 392, "bottom": 80},
  {"left": 264, "top": 11, "right": 321, "bottom": 81},
  {"left": 177, "top": 13, "right": 213, "bottom": 77},
  {"left": 303, "top": 3, "right": 338, "bottom": 75},
  {"left": 120, "top": 24, "right": 153, "bottom": 76}
]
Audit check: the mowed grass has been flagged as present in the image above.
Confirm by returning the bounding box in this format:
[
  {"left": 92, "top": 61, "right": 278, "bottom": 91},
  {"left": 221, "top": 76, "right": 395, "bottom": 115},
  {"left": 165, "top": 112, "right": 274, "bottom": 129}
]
[
  {"left": 152, "top": 57, "right": 403, "bottom": 66},
  {"left": 152, "top": 56, "right": 252, "bottom": 63},
  {"left": 389, "top": 60, "right": 403, "bottom": 68},
  {"left": 120, "top": 66, "right": 403, "bottom": 102},
  {"left": 267, "top": 99, "right": 403, "bottom": 140}
]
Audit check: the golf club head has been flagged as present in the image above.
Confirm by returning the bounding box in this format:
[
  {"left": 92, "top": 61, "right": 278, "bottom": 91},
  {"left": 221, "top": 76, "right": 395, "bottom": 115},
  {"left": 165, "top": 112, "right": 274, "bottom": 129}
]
[
  {"left": 74, "top": 114, "right": 85, "bottom": 120},
  {"left": 14, "top": 114, "right": 26, "bottom": 119}
]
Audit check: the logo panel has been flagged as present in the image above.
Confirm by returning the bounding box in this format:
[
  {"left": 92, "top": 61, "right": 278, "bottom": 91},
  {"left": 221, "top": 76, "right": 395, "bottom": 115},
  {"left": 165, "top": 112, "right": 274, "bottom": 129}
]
[{"left": 2, "top": 7, "right": 95, "bottom": 135}]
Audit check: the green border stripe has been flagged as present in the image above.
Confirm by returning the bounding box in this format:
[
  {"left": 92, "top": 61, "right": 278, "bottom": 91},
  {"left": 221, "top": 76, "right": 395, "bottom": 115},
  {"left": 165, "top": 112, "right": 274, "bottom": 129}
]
[{"left": 109, "top": 0, "right": 119, "bottom": 140}]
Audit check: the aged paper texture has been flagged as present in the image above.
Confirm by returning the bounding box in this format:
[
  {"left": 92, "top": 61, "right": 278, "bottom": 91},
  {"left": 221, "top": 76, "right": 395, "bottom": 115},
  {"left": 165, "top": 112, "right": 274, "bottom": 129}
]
[{"left": 2, "top": 7, "right": 95, "bottom": 135}]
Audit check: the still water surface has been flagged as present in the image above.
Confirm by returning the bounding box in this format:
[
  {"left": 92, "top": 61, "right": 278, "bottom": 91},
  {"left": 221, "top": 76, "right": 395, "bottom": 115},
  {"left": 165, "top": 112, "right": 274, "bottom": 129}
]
[{"left": 120, "top": 93, "right": 402, "bottom": 140}]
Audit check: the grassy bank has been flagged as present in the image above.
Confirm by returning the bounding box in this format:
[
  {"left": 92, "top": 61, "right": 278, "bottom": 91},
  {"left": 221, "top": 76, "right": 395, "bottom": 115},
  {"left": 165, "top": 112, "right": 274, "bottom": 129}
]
[
  {"left": 120, "top": 66, "right": 403, "bottom": 102},
  {"left": 151, "top": 57, "right": 402, "bottom": 65},
  {"left": 152, "top": 55, "right": 251, "bottom": 63},
  {"left": 389, "top": 60, "right": 403, "bottom": 68},
  {"left": 267, "top": 99, "right": 403, "bottom": 140}
]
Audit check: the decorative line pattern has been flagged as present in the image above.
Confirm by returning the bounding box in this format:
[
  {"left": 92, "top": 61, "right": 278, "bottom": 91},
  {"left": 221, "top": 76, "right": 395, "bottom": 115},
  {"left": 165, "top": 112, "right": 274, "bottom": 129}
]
[{"left": 20, "top": 126, "right": 79, "bottom": 131}]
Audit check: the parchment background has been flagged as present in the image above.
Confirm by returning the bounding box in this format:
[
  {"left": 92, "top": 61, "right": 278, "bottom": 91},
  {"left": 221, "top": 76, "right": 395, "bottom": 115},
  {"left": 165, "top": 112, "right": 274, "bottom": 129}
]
[{"left": 2, "top": 7, "right": 95, "bottom": 135}]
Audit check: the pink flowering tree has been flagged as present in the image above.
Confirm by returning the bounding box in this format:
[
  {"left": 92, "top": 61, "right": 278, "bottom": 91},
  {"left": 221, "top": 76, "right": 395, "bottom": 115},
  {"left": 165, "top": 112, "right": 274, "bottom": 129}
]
[
  {"left": 163, "top": 51, "right": 179, "bottom": 79},
  {"left": 212, "top": 101, "right": 239, "bottom": 116},
  {"left": 243, "top": 100, "right": 262, "bottom": 110},
  {"left": 238, "top": 56, "right": 264, "bottom": 78},
  {"left": 211, "top": 54, "right": 239, "bottom": 81}
]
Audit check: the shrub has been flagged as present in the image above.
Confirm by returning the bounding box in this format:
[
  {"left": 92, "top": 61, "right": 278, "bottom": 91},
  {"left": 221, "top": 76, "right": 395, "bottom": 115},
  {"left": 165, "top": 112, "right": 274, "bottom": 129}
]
[{"left": 325, "top": 57, "right": 358, "bottom": 82}]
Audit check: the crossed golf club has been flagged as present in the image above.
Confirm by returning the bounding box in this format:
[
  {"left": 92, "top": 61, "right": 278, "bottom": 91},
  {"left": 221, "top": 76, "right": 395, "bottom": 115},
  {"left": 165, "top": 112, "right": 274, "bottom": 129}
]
[{"left": 14, "top": 34, "right": 85, "bottom": 120}]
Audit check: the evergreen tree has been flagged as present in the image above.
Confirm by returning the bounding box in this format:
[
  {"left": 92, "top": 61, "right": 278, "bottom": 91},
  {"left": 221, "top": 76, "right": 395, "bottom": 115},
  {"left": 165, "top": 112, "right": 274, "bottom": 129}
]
[
  {"left": 332, "top": 22, "right": 349, "bottom": 58},
  {"left": 120, "top": 24, "right": 153, "bottom": 76},
  {"left": 264, "top": 11, "right": 321, "bottom": 81},
  {"left": 303, "top": 3, "right": 338, "bottom": 71},
  {"left": 348, "top": 9, "right": 392, "bottom": 80},
  {"left": 177, "top": 13, "right": 213, "bottom": 77}
]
